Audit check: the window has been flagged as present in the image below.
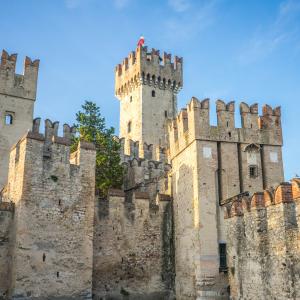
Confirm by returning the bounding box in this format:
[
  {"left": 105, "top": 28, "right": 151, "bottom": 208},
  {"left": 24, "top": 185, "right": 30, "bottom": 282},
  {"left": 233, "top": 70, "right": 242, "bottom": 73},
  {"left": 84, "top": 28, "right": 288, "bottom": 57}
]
[
  {"left": 127, "top": 121, "right": 131, "bottom": 133},
  {"left": 164, "top": 111, "right": 168, "bottom": 118},
  {"left": 151, "top": 90, "right": 156, "bottom": 97},
  {"left": 219, "top": 243, "right": 227, "bottom": 272},
  {"left": 5, "top": 114, "right": 13, "bottom": 125},
  {"left": 130, "top": 96, "right": 132, "bottom": 102},
  {"left": 42, "top": 253, "right": 46, "bottom": 262},
  {"left": 249, "top": 165, "right": 258, "bottom": 178}
]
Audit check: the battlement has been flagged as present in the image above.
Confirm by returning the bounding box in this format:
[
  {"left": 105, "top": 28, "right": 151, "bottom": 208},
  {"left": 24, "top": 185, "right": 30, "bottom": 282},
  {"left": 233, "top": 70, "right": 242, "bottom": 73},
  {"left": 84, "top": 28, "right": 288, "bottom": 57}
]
[
  {"left": 115, "top": 45, "right": 183, "bottom": 98},
  {"left": 223, "top": 180, "right": 300, "bottom": 218},
  {"left": 0, "top": 49, "right": 39, "bottom": 100},
  {"left": 119, "top": 137, "right": 167, "bottom": 163},
  {"left": 168, "top": 97, "right": 282, "bottom": 158},
  {"left": 10, "top": 118, "right": 95, "bottom": 171},
  {"left": 26, "top": 117, "right": 77, "bottom": 146}
]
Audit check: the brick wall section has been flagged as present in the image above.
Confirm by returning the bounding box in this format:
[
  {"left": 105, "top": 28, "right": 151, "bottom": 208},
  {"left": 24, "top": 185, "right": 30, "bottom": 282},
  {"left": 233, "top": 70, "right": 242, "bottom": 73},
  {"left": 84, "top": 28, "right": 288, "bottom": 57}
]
[
  {"left": 92, "top": 191, "right": 174, "bottom": 299},
  {"left": 224, "top": 180, "right": 300, "bottom": 300},
  {"left": 5, "top": 120, "right": 96, "bottom": 300}
]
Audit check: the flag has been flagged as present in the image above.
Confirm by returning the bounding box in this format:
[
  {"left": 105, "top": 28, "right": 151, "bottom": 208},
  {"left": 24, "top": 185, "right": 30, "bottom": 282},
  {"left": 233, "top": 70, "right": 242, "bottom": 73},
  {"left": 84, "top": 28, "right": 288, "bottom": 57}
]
[{"left": 137, "top": 36, "right": 145, "bottom": 47}]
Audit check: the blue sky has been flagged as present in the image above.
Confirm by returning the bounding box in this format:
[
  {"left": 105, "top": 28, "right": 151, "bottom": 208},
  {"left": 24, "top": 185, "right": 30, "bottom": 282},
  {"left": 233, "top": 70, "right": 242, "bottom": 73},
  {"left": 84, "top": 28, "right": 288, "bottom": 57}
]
[{"left": 1, "top": 0, "right": 299, "bottom": 179}]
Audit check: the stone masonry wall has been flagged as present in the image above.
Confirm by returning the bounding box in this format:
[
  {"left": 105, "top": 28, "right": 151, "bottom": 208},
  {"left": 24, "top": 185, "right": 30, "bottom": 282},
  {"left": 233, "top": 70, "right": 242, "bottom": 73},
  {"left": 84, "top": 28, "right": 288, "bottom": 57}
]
[
  {"left": 0, "top": 50, "right": 39, "bottom": 190},
  {"left": 0, "top": 202, "right": 14, "bottom": 299},
  {"left": 119, "top": 138, "right": 171, "bottom": 202},
  {"left": 223, "top": 179, "right": 300, "bottom": 300},
  {"left": 93, "top": 190, "right": 174, "bottom": 300},
  {"left": 5, "top": 119, "right": 96, "bottom": 300}
]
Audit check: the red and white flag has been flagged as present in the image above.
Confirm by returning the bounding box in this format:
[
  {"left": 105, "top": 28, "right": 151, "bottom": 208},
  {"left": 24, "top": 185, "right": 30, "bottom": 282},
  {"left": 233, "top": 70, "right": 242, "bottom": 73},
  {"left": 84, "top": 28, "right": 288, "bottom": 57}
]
[{"left": 137, "top": 36, "right": 145, "bottom": 47}]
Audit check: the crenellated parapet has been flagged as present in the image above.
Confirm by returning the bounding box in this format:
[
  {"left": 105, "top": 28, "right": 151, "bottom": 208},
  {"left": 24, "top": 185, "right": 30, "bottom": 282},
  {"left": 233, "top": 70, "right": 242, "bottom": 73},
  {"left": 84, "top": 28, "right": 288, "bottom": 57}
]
[
  {"left": 223, "top": 179, "right": 300, "bottom": 299},
  {"left": 10, "top": 118, "right": 94, "bottom": 170},
  {"left": 0, "top": 49, "right": 39, "bottom": 100},
  {"left": 116, "top": 137, "right": 171, "bottom": 199},
  {"left": 223, "top": 180, "right": 299, "bottom": 219},
  {"left": 115, "top": 45, "right": 183, "bottom": 98},
  {"left": 118, "top": 137, "right": 167, "bottom": 163},
  {"left": 168, "top": 97, "right": 282, "bottom": 158}
]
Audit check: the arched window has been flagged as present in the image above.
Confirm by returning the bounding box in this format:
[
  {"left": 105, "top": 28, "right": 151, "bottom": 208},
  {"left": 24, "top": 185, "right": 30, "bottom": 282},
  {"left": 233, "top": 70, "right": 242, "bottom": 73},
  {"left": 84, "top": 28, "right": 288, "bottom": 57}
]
[
  {"left": 127, "top": 121, "right": 132, "bottom": 133},
  {"left": 5, "top": 114, "right": 13, "bottom": 125},
  {"left": 151, "top": 90, "right": 156, "bottom": 97}
]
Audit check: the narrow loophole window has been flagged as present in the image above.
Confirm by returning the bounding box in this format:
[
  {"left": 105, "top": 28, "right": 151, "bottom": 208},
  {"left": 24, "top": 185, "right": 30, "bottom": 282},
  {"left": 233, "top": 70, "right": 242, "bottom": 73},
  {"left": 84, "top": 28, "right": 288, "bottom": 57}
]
[
  {"left": 164, "top": 111, "right": 167, "bottom": 117},
  {"left": 130, "top": 96, "right": 132, "bottom": 102},
  {"left": 151, "top": 90, "right": 155, "bottom": 97},
  {"left": 127, "top": 121, "right": 132, "bottom": 133},
  {"left": 57, "top": 272, "right": 59, "bottom": 278},
  {"left": 42, "top": 253, "right": 46, "bottom": 262},
  {"left": 5, "top": 114, "right": 13, "bottom": 125}
]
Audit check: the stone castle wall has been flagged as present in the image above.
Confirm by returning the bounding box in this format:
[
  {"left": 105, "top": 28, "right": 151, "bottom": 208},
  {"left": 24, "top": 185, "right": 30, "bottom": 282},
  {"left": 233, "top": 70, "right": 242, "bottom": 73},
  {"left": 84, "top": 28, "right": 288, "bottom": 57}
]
[
  {"left": 0, "top": 201, "right": 14, "bottom": 299},
  {"left": 3, "top": 119, "right": 96, "bottom": 300},
  {"left": 119, "top": 137, "right": 171, "bottom": 201},
  {"left": 93, "top": 190, "right": 174, "bottom": 300},
  {"left": 223, "top": 179, "right": 300, "bottom": 300},
  {"left": 168, "top": 97, "right": 284, "bottom": 299},
  {"left": 0, "top": 50, "right": 39, "bottom": 190}
]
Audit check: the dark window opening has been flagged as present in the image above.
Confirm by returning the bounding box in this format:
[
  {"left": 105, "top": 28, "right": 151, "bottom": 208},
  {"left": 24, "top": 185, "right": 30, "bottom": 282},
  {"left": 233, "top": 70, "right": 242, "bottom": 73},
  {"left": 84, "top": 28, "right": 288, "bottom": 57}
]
[
  {"left": 151, "top": 90, "right": 155, "bottom": 97},
  {"left": 251, "top": 123, "right": 253, "bottom": 128},
  {"left": 226, "top": 121, "right": 229, "bottom": 127},
  {"left": 5, "top": 114, "right": 13, "bottom": 125},
  {"left": 130, "top": 96, "right": 132, "bottom": 102},
  {"left": 249, "top": 165, "right": 258, "bottom": 178},
  {"left": 219, "top": 243, "right": 227, "bottom": 272},
  {"left": 43, "top": 253, "right": 46, "bottom": 262},
  {"left": 164, "top": 111, "right": 167, "bottom": 118},
  {"left": 58, "top": 199, "right": 61, "bottom": 206},
  {"left": 127, "top": 121, "right": 131, "bottom": 133},
  {"left": 57, "top": 272, "right": 59, "bottom": 278},
  {"left": 228, "top": 132, "right": 231, "bottom": 138}
]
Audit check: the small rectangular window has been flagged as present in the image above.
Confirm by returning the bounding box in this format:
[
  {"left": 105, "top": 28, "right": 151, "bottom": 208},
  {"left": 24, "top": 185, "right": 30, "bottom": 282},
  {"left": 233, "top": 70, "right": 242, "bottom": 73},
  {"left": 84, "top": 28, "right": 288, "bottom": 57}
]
[
  {"left": 249, "top": 165, "right": 258, "bottom": 178},
  {"left": 5, "top": 113, "right": 14, "bottom": 125},
  {"left": 164, "top": 111, "right": 167, "bottom": 117},
  {"left": 219, "top": 243, "right": 227, "bottom": 272}
]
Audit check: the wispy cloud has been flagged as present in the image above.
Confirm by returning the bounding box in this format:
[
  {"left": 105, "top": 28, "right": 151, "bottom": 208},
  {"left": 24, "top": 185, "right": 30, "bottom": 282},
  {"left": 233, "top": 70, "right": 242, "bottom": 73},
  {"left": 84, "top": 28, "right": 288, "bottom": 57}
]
[
  {"left": 164, "top": 0, "right": 218, "bottom": 42},
  {"left": 168, "top": 0, "right": 190, "bottom": 12},
  {"left": 113, "top": 0, "right": 131, "bottom": 9},
  {"left": 238, "top": 0, "right": 300, "bottom": 64}
]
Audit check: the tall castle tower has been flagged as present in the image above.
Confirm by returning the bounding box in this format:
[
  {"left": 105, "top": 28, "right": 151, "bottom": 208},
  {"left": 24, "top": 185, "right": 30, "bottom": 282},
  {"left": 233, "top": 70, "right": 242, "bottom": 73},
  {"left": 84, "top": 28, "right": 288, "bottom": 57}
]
[
  {"left": 0, "top": 50, "right": 39, "bottom": 189},
  {"left": 115, "top": 44, "right": 183, "bottom": 147}
]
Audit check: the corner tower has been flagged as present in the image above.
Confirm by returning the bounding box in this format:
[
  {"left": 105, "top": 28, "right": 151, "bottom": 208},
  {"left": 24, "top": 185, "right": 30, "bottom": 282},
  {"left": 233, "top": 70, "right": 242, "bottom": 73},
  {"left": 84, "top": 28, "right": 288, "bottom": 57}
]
[
  {"left": 115, "top": 45, "right": 183, "bottom": 146},
  {"left": 0, "top": 50, "right": 39, "bottom": 189}
]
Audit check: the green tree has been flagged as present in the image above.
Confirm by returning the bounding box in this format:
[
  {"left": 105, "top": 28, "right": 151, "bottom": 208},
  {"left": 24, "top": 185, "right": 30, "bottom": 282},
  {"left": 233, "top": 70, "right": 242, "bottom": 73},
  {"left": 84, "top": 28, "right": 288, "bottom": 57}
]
[{"left": 72, "top": 101, "right": 123, "bottom": 196}]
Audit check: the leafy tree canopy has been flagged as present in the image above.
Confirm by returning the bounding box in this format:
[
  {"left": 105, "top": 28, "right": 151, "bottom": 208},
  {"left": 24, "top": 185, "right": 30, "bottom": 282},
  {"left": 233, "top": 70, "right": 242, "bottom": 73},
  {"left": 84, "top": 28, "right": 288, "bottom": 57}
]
[{"left": 72, "top": 101, "right": 123, "bottom": 196}]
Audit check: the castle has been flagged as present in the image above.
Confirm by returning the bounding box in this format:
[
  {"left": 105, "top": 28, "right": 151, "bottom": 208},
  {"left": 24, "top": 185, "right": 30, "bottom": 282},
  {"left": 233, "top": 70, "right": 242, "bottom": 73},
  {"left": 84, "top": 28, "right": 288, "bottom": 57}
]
[{"left": 0, "top": 44, "right": 299, "bottom": 300}]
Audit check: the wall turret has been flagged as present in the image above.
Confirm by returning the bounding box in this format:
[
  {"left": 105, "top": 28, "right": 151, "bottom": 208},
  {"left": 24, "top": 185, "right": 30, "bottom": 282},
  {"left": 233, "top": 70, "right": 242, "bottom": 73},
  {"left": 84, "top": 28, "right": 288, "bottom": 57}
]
[
  {"left": 115, "top": 44, "right": 183, "bottom": 147},
  {"left": 0, "top": 49, "right": 39, "bottom": 100},
  {"left": 0, "top": 50, "right": 40, "bottom": 190}
]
